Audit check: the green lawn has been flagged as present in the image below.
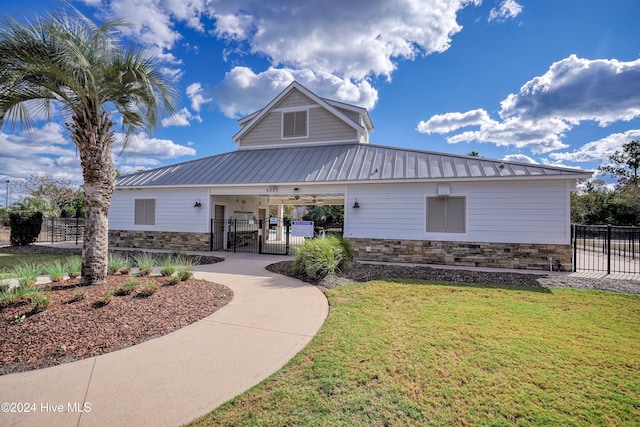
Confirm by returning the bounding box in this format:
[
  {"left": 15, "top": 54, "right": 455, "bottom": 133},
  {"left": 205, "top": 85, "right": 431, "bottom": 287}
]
[
  {"left": 0, "top": 253, "right": 78, "bottom": 278},
  {"left": 191, "top": 280, "right": 640, "bottom": 426}
]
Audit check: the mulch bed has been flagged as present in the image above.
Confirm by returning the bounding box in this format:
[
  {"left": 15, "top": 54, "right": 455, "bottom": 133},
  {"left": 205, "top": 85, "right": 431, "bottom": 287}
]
[{"left": 0, "top": 274, "right": 232, "bottom": 376}]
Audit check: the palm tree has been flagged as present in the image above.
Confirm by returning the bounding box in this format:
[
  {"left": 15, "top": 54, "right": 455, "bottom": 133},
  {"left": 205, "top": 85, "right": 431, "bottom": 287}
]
[{"left": 0, "top": 10, "right": 177, "bottom": 285}]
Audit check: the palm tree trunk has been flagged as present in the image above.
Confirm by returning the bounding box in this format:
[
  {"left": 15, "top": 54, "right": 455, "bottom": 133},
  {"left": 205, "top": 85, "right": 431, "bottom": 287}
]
[{"left": 68, "top": 111, "right": 116, "bottom": 286}]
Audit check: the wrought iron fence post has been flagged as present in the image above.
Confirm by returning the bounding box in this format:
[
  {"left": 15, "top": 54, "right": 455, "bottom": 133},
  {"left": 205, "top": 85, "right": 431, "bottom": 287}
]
[
  {"left": 50, "top": 217, "right": 54, "bottom": 244},
  {"left": 209, "top": 218, "right": 213, "bottom": 251},
  {"left": 606, "top": 225, "right": 612, "bottom": 275},
  {"left": 285, "top": 220, "right": 290, "bottom": 255},
  {"left": 233, "top": 219, "right": 238, "bottom": 253},
  {"left": 258, "top": 219, "right": 263, "bottom": 254},
  {"left": 572, "top": 224, "right": 577, "bottom": 272}
]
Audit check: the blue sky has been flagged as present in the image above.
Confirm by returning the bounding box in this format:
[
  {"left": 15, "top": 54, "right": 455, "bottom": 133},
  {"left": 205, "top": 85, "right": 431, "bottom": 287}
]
[{"left": 1, "top": 0, "right": 640, "bottom": 197}]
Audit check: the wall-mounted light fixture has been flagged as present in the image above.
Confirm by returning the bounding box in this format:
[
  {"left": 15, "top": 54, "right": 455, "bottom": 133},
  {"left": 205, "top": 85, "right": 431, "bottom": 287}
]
[
  {"left": 352, "top": 199, "right": 360, "bottom": 209},
  {"left": 193, "top": 200, "right": 202, "bottom": 208}
]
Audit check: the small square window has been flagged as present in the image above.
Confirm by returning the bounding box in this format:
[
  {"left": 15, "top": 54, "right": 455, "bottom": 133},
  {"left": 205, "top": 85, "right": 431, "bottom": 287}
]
[
  {"left": 282, "top": 111, "right": 308, "bottom": 138},
  {"left": 134, "top": 199, "right": 156, "bottom": 225},
  {"left": 426, "top": 196, "right": 465, "bottom": 233}
]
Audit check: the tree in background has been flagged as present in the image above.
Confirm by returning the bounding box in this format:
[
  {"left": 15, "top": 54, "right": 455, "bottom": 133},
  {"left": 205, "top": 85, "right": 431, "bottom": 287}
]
[
  {"left": 0, "top": 9, "right": 177, "bottom": 285},
  {"left": 14, "top": 174, "right": 83, "bottom": 217},
  {"left": 599, "top": 140, "right": 640, "bottom": 188},
  {"left": 12, "top": 196, "right": 60, "bottom": 218},
  {"left": 572, "top": 141, "right": 640, "bottom": 225}
]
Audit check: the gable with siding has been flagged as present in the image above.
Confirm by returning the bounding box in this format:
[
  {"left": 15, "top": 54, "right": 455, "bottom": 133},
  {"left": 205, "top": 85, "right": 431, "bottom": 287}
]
[{"left": 233, "top": 82, "right": 370, "bottom": 150}]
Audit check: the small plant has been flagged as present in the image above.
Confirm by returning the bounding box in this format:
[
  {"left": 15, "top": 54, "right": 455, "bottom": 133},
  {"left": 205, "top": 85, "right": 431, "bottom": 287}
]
[
  {"left": 292, "top": 236, "right": 350, "bottom": 280},
  {"left": 117, "top": 277, "right": 138, "bottom": 295},
  {"left": 59, "top": 344, "right": 67, "bottom": 352},
  {"left": 176, "top": 266, "right": 193, "bottom": 281},
  {"left": 29, "top": 290, "right": 51, "bottom": 311},
  {"left": 73, "top": 288, "right": 87, "bottom": 301},
  {"left": 0, "top": 279, "right": 9, "bottom": 293},
  {"left": 0, "top": 285, "right": 39, "bottom": 305},
  {"left": 108, "top": 253, "right": 131, "bottom": 275},
  {"left": 139, "top": 281, "right": 158, "bottom": 296},
  {"left": 12, "top": 262, "right": 39, "bottom": 287},
  {"left": 101, "top": 289, "right": 115, "bottom": 305},
  {"left": 160, "top": 258, "right": 176, "bottom": 277},
  {"left": 45, "top": 261, "right": 67, "bottom": 282},
  {"left": 170, "top": 249, "right": 190, "bottom": 265},
  {"left": 134, "top": 252, "right": 157, "bottom": 276},
  {"left": 14, "top": 314, "right": 26, "bottom": 324},
  {"left": 65, "top": 257, "right": 82, "bottom": 279},
  {"left": 166, "top": 275, "right": 180, "bottom": 285}
]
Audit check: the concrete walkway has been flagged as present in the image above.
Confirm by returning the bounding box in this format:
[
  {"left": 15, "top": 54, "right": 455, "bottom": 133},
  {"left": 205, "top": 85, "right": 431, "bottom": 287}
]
[{"left": 0, "top": 253, "right": 329, "bottom": 427}]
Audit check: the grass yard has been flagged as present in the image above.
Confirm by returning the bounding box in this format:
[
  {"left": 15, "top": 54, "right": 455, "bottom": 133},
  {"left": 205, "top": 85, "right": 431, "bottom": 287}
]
[
  {"left": 0, "top": 253, "right": 76, "bottom": 279},
  {"left": 192, "top": 280, "right": 640, "bottom": 426}
]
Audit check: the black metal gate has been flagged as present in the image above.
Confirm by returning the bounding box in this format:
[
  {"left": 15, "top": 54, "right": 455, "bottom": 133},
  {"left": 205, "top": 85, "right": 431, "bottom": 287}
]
[
  {"left": 572, "top": 224, "right": 640, "bottom": 274},
  {"left": 210, "top": 218, "right": 291, "bottom": 255},
  {"left": 209, "top": 218, "right": 344, "bottom": 255},
  {"left": 38, "top": 217, "right": 84, "bottom": 244}
]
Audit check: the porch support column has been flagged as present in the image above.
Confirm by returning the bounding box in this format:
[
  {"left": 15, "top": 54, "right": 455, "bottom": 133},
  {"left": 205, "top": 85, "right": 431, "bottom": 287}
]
[{"left": 276, "top": 204, "right": 284, "bottom": 240}]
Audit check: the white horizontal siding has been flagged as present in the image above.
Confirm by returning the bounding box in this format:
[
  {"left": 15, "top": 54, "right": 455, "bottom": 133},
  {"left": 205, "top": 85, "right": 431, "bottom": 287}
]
[
  {"left": 110, "top": 188, "right": 210, "bottom": 233},
  {"left": 345, "top": 180, "right": 571, "bottom": 244}
]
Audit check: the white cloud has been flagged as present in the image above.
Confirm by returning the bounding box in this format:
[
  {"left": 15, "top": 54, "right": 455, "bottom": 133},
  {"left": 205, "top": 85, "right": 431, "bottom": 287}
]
[
  {"left": 88, "top": 0, "right": 484, "bottom": 80},
  {"left": 0, "top": 124, "right": 83, "bottom": 183},
  {"left": 186, "top": 83, "right": 212, "bottom": 112},
  {"left": 85, "top": 0, "right": 487, "bottom": 114},
  {"left": 418, "top": 55, "right": 640, "bottom": 156},
  {"left": 503, "top": 153, "right": 537, "bottom": 164},
  {"left": 213, "top": 67, "right": 379, "bottom": 118},
  {"left": 161, "top": 108, "right": 202, "bottom": 127},
  {"left": 488, "top": 0, "right": 523, "bottom": 22},
  {"left": 500, "top": 55, "right": 640, "bottom": 125},
  {"left": 549, "top": 129, "right": 640, "bottom": 163},
  {"left": 115, "top": 132, "right": 197, "bottom": 158},
  {"left": 417, "top": 109, "right": 490, "bottom": 134}
]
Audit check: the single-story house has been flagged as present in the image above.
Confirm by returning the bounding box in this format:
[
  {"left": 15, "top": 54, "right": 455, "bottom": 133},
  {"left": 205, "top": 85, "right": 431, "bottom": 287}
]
[{"left": 109, "top": 81, "right": 592, "bottom": 271}]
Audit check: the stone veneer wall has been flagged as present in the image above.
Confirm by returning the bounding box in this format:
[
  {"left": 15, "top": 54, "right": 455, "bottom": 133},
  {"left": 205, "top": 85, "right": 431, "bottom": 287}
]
[
  {"left": 347, "top": 238, "right": 573, "bottom": 272},
  {"left": 109, "top": 230, "right": 210, "bottom": 252}
]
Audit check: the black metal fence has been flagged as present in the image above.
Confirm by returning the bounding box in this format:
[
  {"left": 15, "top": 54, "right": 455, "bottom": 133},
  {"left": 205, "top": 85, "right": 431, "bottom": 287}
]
[
  {"left": 572, "top": 224, "right": 640, "bottom": 274},
  {"left": 38, "top": 217, "right": 84, "bottom": 244},
  {"left": 209, "top": 218, "right": 343, "bottom": 255}
]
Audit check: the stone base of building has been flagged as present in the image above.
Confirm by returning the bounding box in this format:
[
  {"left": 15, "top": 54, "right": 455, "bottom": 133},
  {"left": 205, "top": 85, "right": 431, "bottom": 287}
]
[
  {"left": 347, "top": 238, "right": 572, "bottom": 272},
  {"left": 109, "top": 230, "right": 209, "bottom": 252}
]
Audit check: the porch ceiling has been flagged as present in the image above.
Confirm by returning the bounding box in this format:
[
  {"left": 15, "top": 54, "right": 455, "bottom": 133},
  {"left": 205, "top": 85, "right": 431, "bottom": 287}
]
[{"left": 266, "top": 193, "right": 344, "bottom": 205}]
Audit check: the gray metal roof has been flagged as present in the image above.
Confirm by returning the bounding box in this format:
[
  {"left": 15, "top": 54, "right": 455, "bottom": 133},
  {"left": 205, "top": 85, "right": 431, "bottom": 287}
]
[{"left": 116, "top": 143, "right": 592, "bottom": 188}]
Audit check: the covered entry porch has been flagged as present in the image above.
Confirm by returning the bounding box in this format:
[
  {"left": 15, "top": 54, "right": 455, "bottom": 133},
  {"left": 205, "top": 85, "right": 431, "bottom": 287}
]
[{"left": 208, "top": 189, "right": 345, "bottom": 255}]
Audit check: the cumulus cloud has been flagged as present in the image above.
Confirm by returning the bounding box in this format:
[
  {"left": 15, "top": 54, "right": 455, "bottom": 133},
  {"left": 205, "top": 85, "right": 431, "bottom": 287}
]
[
  {"left": 488, "top": 0, "right": 523, "bottom": 22},
  {"left": 503, "top": 153, "right": 537, "bottom": 164},
  {"left": 0, "top": 124, "right": 82, "bottom": 183},
  {"left": 84, "top": 0, "right": 486, "bottom": 114},
  {"left": 417, "top": 109, "right": 490, "bottom": 134},
  {"left": 549, "top": 129, "right": 640, "bottom": 163},
  {"left": 161, "top": 108, "right": 202, "bottom": 127},
  {"left": 500, "top": 55, "right": 640, "bottom": 125},
  {"left": 418, "top": 55, "right": 640, "bottom": 156},
  {"left": 115, "top": 132, "right": 197, "bottom": 158},
  {"left": 186, "top": 83, "right": 212, "bottom": 112},
  {"left": 213, "top": 67, "right": 379, "bottom": 118}
]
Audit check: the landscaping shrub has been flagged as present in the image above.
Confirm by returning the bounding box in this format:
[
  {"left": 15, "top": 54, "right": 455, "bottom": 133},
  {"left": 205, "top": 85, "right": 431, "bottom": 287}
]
[
  {"left": 292, "top": 236, "right": 353, "bottom": 280},
  {"left": 9, "top": 211, "right": 43, "bottom": 246}
]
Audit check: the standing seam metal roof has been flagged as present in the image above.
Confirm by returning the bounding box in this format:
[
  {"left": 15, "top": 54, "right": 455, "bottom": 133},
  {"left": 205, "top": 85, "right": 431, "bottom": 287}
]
[{"left": 115, "top": 143, "right": 592, "bottom": 187}]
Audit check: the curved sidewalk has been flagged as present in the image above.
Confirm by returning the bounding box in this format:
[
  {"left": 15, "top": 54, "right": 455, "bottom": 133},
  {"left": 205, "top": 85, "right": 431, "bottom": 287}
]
[{"left": 0, "top": 253, "right": 329, "bottom": 427}]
